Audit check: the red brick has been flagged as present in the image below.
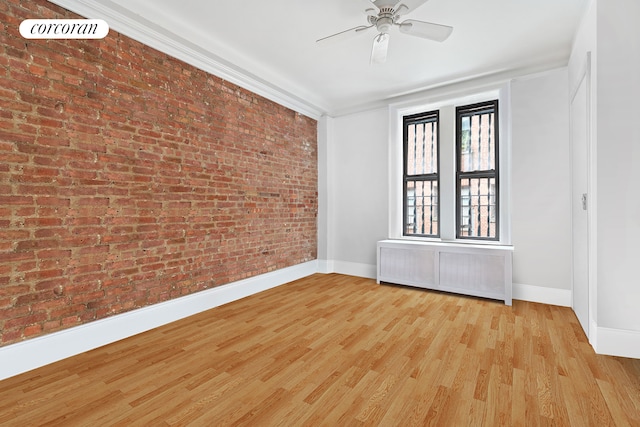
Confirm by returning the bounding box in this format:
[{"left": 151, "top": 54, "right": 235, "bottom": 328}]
[
  {"left": 43, "top": 320, "right": 62, "bottom": 332},
  {"left": 5, "top": 312, "right": 48, "bottom": 329},
  {"left": 23, "top": 324, "right": 43, "bottom": 337},
  {"left": 2, "top": 329, "right": 22, "bottom": 343},
  {"left": 0, "top": 0, "right": 317, "bottom": 347}
]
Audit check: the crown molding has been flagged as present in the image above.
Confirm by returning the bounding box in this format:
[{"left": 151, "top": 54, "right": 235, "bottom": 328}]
[
  {"left": 329, "top": 59, "right": 569, "bottom": 118},
  {"left": 48, "top": 0, "right": 324, "bottom": 120}
]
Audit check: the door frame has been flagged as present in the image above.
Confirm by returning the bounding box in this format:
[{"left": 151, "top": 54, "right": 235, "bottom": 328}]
[{"left": 569, "top": 51, "right": 596, "bottom": 343}]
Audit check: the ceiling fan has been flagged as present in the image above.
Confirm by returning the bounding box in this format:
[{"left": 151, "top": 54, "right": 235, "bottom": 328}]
[{"left": 317, "top": 0, "right": 453, "bottom": 64}]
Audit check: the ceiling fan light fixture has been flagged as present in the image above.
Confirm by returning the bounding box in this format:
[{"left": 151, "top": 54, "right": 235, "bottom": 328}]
[
  {"left": 376, "top": 16, "right": 394, "bottom": 33},
  {"left": 317, "top": 0, "right": 452, "bottom": 64},
  {"left": 371, "top": 33, "right": 390, "bottom": 64}
]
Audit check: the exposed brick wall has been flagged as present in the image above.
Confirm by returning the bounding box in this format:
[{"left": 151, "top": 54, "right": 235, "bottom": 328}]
[{"left": 0, "top": 0, "right": 318, "bottom": 345}]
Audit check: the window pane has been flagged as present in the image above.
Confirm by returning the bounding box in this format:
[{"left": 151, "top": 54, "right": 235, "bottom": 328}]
[
  {"left": 457, "top": 100, "right": 499, "bottom": 240},
  {"left": 458, "top": 177, "right": 496, "bottom": 238},
  {"left": 459, "top": 109, "right": 496, "bottom": 173},
  {"left": 405, "top": 179, "right": 438, "bottom": 236},
  {"left": 406, "top": 119, "right": 438, "bottom": 176},
  {"left": 403, "top": 110, "right": 439, "bottom": 238}
]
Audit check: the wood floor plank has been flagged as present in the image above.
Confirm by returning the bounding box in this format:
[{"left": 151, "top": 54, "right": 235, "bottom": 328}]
[{"left": 1, "top": 273, "right": 638, "bottom": 426}]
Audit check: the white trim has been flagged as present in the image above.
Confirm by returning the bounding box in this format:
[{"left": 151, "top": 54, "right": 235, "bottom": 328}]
[
  {"left": 332, "top": 262, "right": 638, "bottom": 360},
  {"left": 512, "top": 283, "right": 572, "bottom": 307},
  {"left": 47, "top": 0, "right": 323, "bottom": 120},
  {"left": 316, "top": 259, "right": 334, "bottom": 274},
  {"left": 589, "top": 319, "right": 598, "bottom": 348},
  {"left": 8, "top": 262, "right": 635, "bottom": 381},
  {"left": 593, "top": 326, "right": 640, "bottom": 359},
  {"left": 332, "top": 261, "right": 377, "bottom": 279},
  {"left": 569, "top": 51, "right": 595, "bottom": 340},
  {"left": 586, "top": 51, "right": 598, "bottom": 342},
  {"left": 327, "top": 261, "right": 574, "bottom": 310},
  {"left": 0, "top": 261, "right": 317, "bottom": 381},
  {"left": 325, "top": 258, "right": 571, "bottom": 308},
  {"left": 317, "top": 116, "right": 333, "bottom": 266}
]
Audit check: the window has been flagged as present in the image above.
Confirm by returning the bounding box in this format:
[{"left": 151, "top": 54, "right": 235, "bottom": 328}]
[
  {"left": 397, "top": 97, "right": 502, "bottom": 243},
  {"left": 403, "top": 110, "right": 439, "bottom": 237},
  {"left": 456, "top": 100, "right": 499, "bottom": 240}
]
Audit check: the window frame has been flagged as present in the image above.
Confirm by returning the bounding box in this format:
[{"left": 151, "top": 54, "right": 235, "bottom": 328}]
[
  {"left": 455, "top": 100, "right": 500, "bottom": 241},
  {"left": 402, "top": 110, "right": 440, "bottom": 238},
  {"left": 389, "top": 87, "right": 510, "bottom": 246}
]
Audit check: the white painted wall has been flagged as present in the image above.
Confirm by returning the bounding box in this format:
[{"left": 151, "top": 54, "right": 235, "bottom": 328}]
[
  {"left": 317, "top": 115, "right": 334, "bottom": 266},
  {"left": 326, "top": 108, "right": 389, "bottom": 277},
  {"left": 510, "top": 69, "right": 572, "bottom": 291},
  {"left": 595, "top": 0, "right": 640, "bottom": 332},
  {"left": 566, "top": 0, "right": 640, "bottom": 357},
  {"left": 324, "top": 1, "right": 640, "bottom": 358},
  {"left": 327, "top": 75, "right": 572, "bottom": 296},
  {"left": 568, "top": 0, "right": 596, "bottom": 92}
]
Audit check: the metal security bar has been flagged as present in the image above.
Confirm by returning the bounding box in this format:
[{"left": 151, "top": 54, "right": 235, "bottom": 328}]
[
  {"left": 406, "top": 180, "right": 439, "bottom": 235},
  {"left": 459, "top": 177, "right": 496, "bottom": 238},
  {"left": 456, "top": 101, "right": 499, "bottom": 240},
  {"left": 403, "top": 110, "right": 439, "bottom": 237}
]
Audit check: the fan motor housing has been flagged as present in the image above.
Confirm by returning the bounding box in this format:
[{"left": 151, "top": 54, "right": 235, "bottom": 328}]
[
  {"left": 373, "top": 6, "right": 397, "bottom": 33},
  {"left": 376, "top": 16, "right": 393, "bottom": 33}
]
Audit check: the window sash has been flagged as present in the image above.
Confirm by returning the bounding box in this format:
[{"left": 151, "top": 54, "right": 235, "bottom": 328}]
[
  {"left": 403, "top": 110, "right": 439, "bottom": 237},
  {"left": 404, "top": 178, "right": 439, "bottom": 236},
  {"left": 455, "top": 100, "right": 499, "bottom": 240}
]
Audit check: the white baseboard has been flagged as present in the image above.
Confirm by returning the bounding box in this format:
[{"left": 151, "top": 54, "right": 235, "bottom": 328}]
[
  {"left": 0, "top": 260, "right": 318, "bottom": 381},
  {"left": 5, "top": 262, "right": 633, "bottom": 381},
  {"left": 332, "top": 261, "right": 376, "bottom": 279},
  {"left": 321, "top": 268, "right": 574, "bottom": 307},
  {"left": 512, "top": 282, "right": 572, "bottom": 307},
  {"left": 513, "top": 287, "right": 640, "bottom": 359},
  {"left": 316, "top": 259, "right": 334, "bottom": 274},
  {"left": 593, "top": 325, "right": 640, "bottom": 359}
]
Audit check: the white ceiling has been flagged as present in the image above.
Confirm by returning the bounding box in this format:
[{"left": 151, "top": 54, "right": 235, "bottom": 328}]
[{"left": 54, "top": 0, "right": 588, "bottom": 117}]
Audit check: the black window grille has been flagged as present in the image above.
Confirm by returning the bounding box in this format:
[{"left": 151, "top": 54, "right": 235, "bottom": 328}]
[
  {"left": 456, "top": 100, "right": 499, "bottom": 240},
  {"left": 403, "top": 110, "right": 439, "bottom": 237}
]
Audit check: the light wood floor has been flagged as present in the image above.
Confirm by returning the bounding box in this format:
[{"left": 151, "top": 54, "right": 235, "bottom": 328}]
[{"left": 1, "top": 274, "right": 638, "bottom": 426}]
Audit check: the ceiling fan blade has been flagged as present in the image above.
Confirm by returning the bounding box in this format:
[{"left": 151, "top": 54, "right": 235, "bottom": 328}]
[
  {"left": 370, "top": 33, "right": 390, "bottom": 64},
  {"left": 316, "top": 25, "right": 372, "bottom": 43},
  {"left": 394, "top": 0, "right": 430, "bottom": 14},
  {"left": 370, "top": 0, "right": 394, "bottom": 9},
  {"left": 398, "top": 19, "right": 453, "bottom": 42}
]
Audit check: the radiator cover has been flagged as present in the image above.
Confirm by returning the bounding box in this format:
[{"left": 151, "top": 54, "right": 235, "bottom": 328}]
[{"left": 377, "top": 240, "right": 513, "bottom": 305}]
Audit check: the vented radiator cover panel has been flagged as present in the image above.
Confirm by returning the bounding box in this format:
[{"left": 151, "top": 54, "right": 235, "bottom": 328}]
[
  {"left": 378, "top": 246, "right": 436, "bottom": 288},
  {"left": 439, "top": 252, "right": 505, "bottom": 293},
  {"left": 377, "top": 240, "right": 513, "bottom": 305}
]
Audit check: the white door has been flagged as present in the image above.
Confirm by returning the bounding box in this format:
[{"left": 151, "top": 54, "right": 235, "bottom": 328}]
[{"left": 571, "top": 65, "right": 590, "bottom": 337}]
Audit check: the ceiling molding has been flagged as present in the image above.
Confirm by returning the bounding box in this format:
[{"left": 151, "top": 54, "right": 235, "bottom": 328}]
[
  {"left": 328, "top": 58, "right": 570, "bottom": 118},
  {"left": 48, "top": 0, "right": 325, "bottom": 120}
]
